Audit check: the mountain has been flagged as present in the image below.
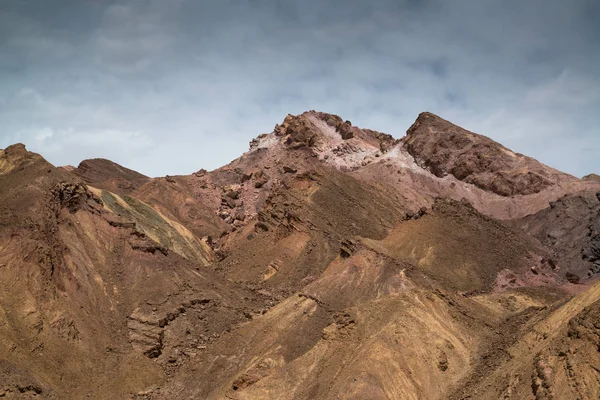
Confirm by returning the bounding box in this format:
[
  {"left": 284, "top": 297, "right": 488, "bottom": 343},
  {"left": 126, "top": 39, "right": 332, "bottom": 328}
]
[
  {"left": 0, "top": 112, "right": 599, "bottom": 399},
  {"left": 403, "top": 112, "right": 576, "bottom": 196},
  {"left": 70, "top": 158, "right": 150, "bottom": 195}
]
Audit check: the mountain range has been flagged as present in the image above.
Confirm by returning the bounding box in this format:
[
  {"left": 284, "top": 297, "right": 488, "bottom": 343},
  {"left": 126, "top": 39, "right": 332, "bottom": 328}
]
[{"left": 1, "top": 111, "right": 599, "bottom": 399}]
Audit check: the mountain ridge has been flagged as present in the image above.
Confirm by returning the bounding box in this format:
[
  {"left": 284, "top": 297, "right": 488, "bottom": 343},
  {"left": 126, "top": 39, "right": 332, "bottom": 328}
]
[{"left": 1, "top": 111, "right": 600, "bottom": 399}]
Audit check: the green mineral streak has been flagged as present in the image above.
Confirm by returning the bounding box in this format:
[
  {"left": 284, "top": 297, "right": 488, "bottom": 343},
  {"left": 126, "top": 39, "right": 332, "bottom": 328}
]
[{"left": 100, "top": 190, "right": 209, "bottom": 265}]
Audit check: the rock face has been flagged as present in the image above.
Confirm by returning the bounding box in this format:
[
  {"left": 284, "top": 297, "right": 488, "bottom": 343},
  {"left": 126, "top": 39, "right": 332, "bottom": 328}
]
[
  {"left": 275, "top": 114, "right": 320, "bottom": 148},
  {"left": 1, "top": 112, "right": 600, "bottom": 399},
  {"left": 403, "top": 112, "right": 569, "bottom": 196},
  {"left": 515, "top": 192, "right": 600, "bottom": 280}
]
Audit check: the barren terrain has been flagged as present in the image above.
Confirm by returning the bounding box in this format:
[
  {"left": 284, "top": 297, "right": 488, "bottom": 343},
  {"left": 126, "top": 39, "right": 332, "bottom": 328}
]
[{"left": 1, "top": 111, "right": 599, "bottom": 399}]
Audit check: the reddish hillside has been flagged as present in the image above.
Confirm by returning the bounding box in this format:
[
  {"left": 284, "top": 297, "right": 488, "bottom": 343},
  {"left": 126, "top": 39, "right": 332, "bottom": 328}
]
[
  {"left": 72, "top": 158, "right": 150, "bottom": 195},
  {"left": 1, "top": 111, "right": 600, "bottom": 399}
]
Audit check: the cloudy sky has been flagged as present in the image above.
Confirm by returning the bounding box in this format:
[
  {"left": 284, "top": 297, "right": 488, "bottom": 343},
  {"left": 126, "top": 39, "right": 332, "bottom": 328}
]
[{"left": 0, "top": 0, "right": 598, "bottom": 177}]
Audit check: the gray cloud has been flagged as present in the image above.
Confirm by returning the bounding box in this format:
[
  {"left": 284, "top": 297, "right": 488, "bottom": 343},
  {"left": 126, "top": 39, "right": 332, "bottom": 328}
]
[{"left": 0, "top": 0, "right": 598, "bottom": 177}]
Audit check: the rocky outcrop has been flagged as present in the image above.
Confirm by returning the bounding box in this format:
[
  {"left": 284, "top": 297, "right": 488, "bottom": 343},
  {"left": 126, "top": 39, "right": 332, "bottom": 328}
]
[
  {"left": 339, "top": 239, "right": 356, "bottom": 258},
  {"left": 0, "top": 143, "right": 43, "bottom": 176},
  {"left": 273, "top": 111, "right": 397, "bottom": 153},
  {"left": 275, "top": 114, "right": 320, "bottom": 149},
  {"left": 582, "top": 212, "right": 600, "bottom": 276},
  {"left": 314, "top": 112, "right": 354, "bottom": 139},
  {"left": 50, "top": 182, "right": 101, "bottom": 214},
  {"left": 403, "top": 112, "right": 566, "bottom": 196},
  {"left": 583, "top": 173, "right": 600, "bottom": 182}
]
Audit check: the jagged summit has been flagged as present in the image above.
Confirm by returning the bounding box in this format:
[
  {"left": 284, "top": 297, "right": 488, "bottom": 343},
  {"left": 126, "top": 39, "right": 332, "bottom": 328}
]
[
  {"left": 273, "top": 110, "right": 397, "bottom": 150},
  {"left": 248, "top": 110, "right": 400, "bottom": 172},
  {"left": 248, "top": 110, "right": 577, "bottom": 197},
  {"left": 246, "top": 110, "right": 581, "bottom": 192},
  {"left": 235, "top": 110, "right": 598, "bottom": 223}
]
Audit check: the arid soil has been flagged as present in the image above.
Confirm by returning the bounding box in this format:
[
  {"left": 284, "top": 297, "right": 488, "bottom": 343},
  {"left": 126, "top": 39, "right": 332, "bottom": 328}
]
[{"left": 1, "top": 111, "right": 599, "bottom": 399}]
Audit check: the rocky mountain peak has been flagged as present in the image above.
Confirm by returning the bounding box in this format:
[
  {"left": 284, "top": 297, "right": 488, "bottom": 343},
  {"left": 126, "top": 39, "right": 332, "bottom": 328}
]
[
  {"left": 3, "top": 142, "right": 28, "bottom": 154},
  {"left": 248, "top": 111, "right": 399, "bottom": 172},
  {"left": 0, "top": 143, "right": 43, "bottom": 176},
  {"left": 268, "top": 110, "right": 359, "bottom": 149},
  {"left": 403, "top": 111, "right": 571, "bottom": 196},
  {"left": 72, "top": 158, "right": 150, "bottom": 195}
]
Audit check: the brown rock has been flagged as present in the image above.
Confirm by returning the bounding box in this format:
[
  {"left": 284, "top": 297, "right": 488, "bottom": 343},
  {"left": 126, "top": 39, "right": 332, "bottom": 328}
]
[
  {"left": 278, "top": 114, "right": 319, "bottom": 148},
  {"left": 566, "top": 272, "right": 581, "bottom": 284},
  {"left": 403, "top": 112, "right": 561, "bottom": 196},
  {"left": 225, "top": 190, "right": 240, "bottom": 199},
  {"left": 254, "top": 222, "right": 269, "bottom": 232},
  {"left": 241, "top": 172, "right": 253, "bottom": 182}
]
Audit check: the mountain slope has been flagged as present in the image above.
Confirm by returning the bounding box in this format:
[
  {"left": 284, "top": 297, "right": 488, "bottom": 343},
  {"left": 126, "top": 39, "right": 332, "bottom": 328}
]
[
  {"left": 161, "top": 196, "right": 566, "bottom": 399},
  {"left": 1, "top": 110, "right": 599, "bottom": 399},
  {"left": 0, "top": 145, "right": 269, "bottom": 398},
  {"left": 449, "top": 280, "right": 600, "bottom": 400}
]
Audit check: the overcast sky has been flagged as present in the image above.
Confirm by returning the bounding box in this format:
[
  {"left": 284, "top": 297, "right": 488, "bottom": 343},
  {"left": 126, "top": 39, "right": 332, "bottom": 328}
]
[{"left": 0, "top": 0, "right": 598, "bottom": 177}]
